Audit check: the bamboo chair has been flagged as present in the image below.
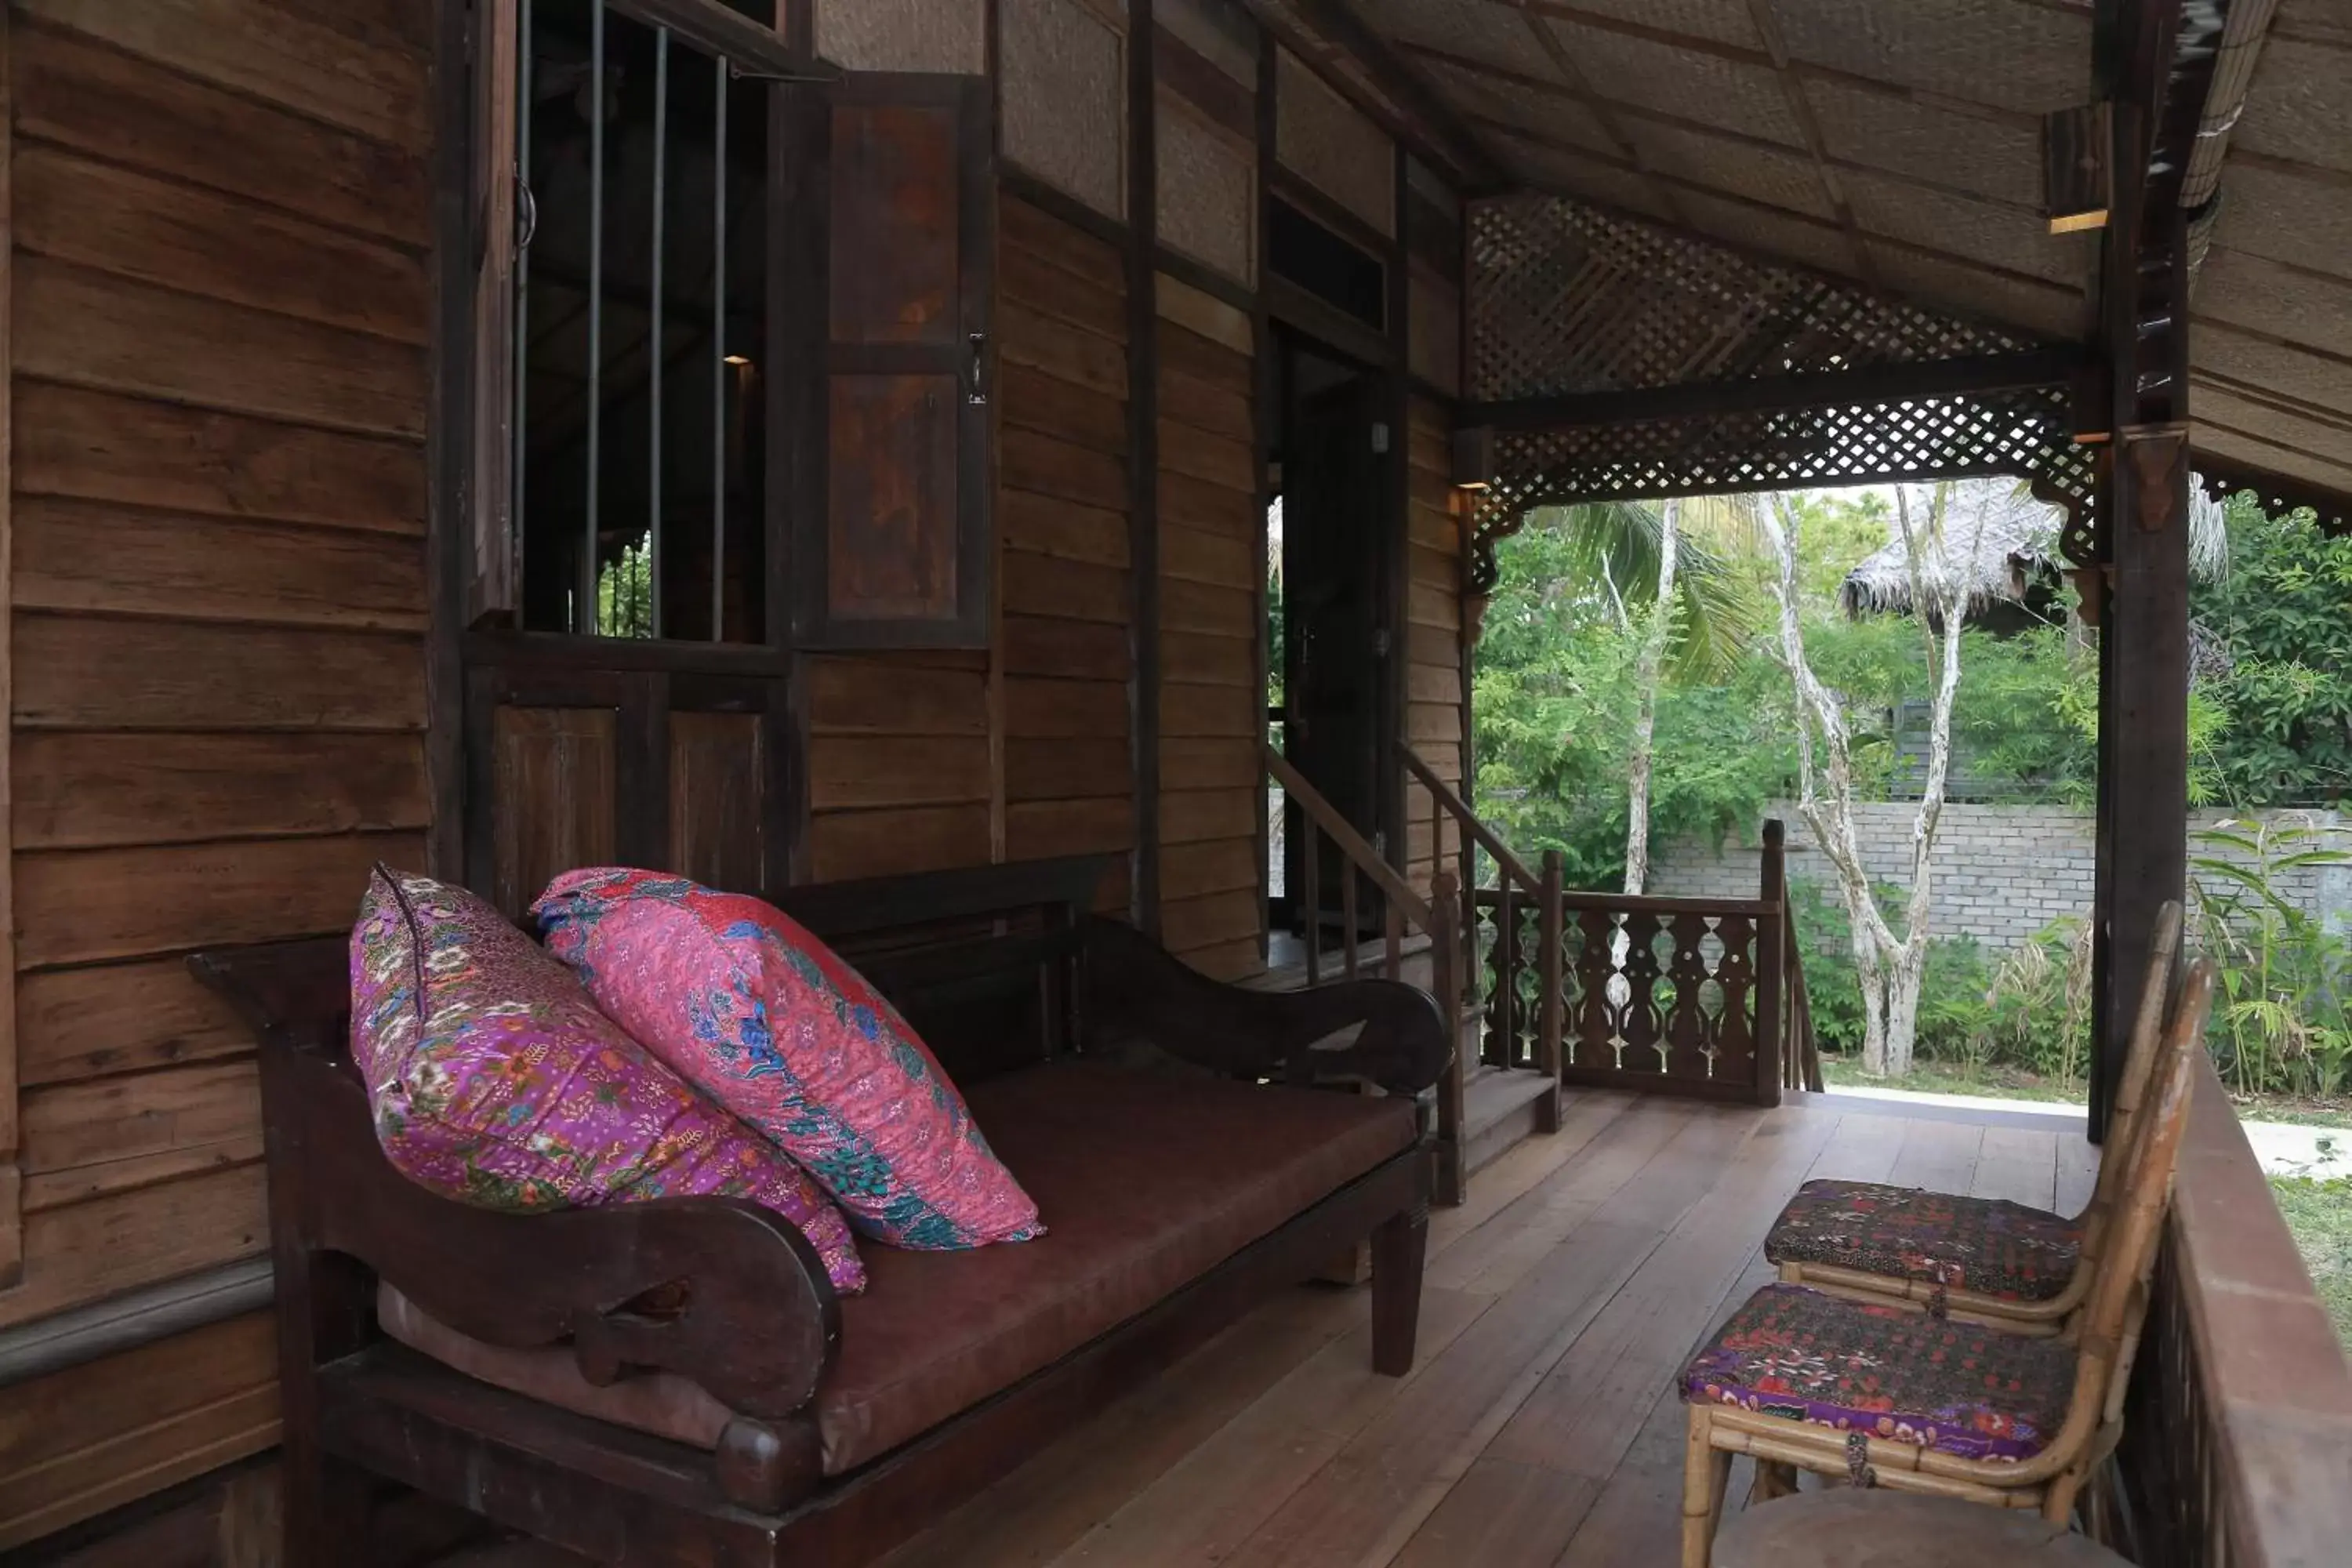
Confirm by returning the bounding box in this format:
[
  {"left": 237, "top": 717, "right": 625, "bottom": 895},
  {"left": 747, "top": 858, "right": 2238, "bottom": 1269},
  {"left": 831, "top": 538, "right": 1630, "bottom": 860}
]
[
  {"left": 1766, "top": 902, "right": 2183, "bottom": 1336},
  {"left": 1676, "top": 958, "right": 2216, "bottom": 1568}
]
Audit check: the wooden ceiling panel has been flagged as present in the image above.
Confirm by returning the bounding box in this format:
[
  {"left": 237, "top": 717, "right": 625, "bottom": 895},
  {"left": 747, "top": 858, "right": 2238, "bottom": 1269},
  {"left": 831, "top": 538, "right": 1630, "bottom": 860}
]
[
  {"left": 1669, "top": 188, "right": 1860, "bottom": 277},
  {"left": 2196, "top": 248, "right": 2352, "bottom": 362},
  {"left": 1798, "top": 75, "right": 2043, "bottom": 207},
  {"left": 2205, "top": 159, "right": 2352, "bottom": 282},
  {"left": 1530, "top": 0, "right": 1764, "bottom": 51},
  {"left": 1621, "top": 121, "right": 1835, "bottom": 219},
  {"left": 2234, "top": 36, "right": 2352, "bottom": 177},
  {"left": 1842, "top": 170, "right": 2094, "bottom": 286},
  {"left": 2193, "top": 426, "right": 2352, "bottom": 499},
  {"left": 1860, "top": 242, "right": 2085, "bottom": 339},
  {"left": 1488, "top": 132, "right": 1672, "bottom": 219},
  {"left": 2193, "top": 386, "right": 2352, "bottom": 471},
  {"left": 1537, "top": 17, "right": 1806, "bottom": 146},
  {"left": 1348, "top": 0, "right": 1567, "bottom": 82},
  {"left": 1414, "top": 55, "right": 1616, "bottom": 150},
  {"left": 2194, "top": 322, "right": 2352, "bottom": 419},
  {"left": 1769, "top": 0, "right": 2092, "bottom": 115}
]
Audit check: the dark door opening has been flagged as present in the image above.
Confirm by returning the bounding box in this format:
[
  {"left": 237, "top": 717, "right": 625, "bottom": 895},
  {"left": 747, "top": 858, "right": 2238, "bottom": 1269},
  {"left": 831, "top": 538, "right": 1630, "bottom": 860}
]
[{"left": 1271, "top": 334, "right": 1392, "bottom": 942}]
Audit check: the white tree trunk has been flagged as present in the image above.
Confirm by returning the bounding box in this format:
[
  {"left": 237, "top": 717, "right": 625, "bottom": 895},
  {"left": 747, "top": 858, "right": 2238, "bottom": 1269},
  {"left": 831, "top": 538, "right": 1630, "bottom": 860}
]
[
  {"left": 1760, "top": 485, "right": 1981, "bottom": 1078},
  {"left": 1622, "top": 499, "right": 1682, "bottom": 897}
]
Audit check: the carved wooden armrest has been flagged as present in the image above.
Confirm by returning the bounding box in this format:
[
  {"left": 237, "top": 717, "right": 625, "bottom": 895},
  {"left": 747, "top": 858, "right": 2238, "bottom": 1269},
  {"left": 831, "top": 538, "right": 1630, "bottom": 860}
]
[
  {"left": 192, "top": 943, "right": 843, "bottom": 1425},
  {"left": 1078, "top": 916, "right": 1450, "bottom": 1096}
]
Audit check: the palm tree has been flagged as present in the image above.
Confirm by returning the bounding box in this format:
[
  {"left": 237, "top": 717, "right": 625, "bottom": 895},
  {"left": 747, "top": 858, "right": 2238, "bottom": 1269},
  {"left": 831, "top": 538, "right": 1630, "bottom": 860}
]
[{"left": 1524, "top": 497, "right": 1764, "bottom": 893}]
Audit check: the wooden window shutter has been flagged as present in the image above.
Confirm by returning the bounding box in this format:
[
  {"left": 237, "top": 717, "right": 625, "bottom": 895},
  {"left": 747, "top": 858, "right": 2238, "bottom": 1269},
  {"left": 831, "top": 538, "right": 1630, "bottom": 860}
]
[
  {"left": 469, "top": 0, "right": 521, "bottom": 625},
  {"left": 794, "top": 74, "right": 995, "bottom": 648}
]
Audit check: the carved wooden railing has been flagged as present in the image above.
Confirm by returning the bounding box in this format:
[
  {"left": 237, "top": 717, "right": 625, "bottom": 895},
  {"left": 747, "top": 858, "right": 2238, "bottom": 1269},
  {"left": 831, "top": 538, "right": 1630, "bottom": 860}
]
[
  {"left": 1403, "top": 757, "right": 1802, "bottom": 1109},
  {"left": 1261, "top": 742, "right": 1469, "bottom": 1203},
  {"left": 2114, "top": 1050, "right": 2352, "bottom": 1567}
]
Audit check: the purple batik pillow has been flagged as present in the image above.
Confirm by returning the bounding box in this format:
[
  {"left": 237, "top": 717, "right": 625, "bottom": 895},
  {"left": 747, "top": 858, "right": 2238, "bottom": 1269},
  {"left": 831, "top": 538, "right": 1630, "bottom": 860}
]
[
  {"left": 533, "top": 869, "right": 1044, "bottom": 1250},
  {"left": 349, "top": 866, "right": 866, "bottom": 1294}
]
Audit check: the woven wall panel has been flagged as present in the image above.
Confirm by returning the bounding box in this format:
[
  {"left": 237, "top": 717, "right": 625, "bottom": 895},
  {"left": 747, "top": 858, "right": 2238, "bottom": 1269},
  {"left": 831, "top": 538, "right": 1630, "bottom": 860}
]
[
  {"left": 1469, "top": 192, "right": 2035, "bottom": 403},
  {"left": 1623, "top": 122, "right": 1834, "bottom": 220},
  {"left": 1539, "top": 20, "right": 1803, "bottom": 147},
  {"left": 1416, "top": 56, "right": 1615, "bottom": 151},
  {"left": 1160, "top": 0, "right": 1258, "bottom": 85},
  {"left": 814, "top": 0, "right": 985, "bottom": 73},
  {"left": 1412, "top": 261, "right": 1462, "bottom": 396},
  {"left": 1800, "top": 78, "right": 2042, "bottom": 208},
  {"left": 1004, "top": 0, "right": 1127, "bottom": 219},
  {"left": 2273, "top": 0, "right": 2352, "bottom": 48},
  {"left": 1671, "top": 190, "right": 1859, "bottom": 278},
  {"left": 1861, "top": 244, "right": 2084, "bottom": 339},
  {"left": 2198, "top": 249, "right": 2352, "bottom": 360},
  {"left": 1159, "top": 93, "right": 1255, "bottom": 285},
  {"left": 1842, "top": 172, "right": 2092, "bottom": 286},
  {"left": 2237, "top": 39, "right": 2352, "bottom": 176},
  {"left": 1278, "top": 46, "right": 1396, "bottom": 238},
  {"left": 1771, "top": 0, "right": 2090, "bottom": 115},
  {"left": 2206, "top": 161, "right": 2352, "bottom": 281},
  {"left": 1352, "top": 0, "right": 1563, "bottom": 82},
  {"left": 1493, "top": 136, "right": 1671, "bottom": 220}
]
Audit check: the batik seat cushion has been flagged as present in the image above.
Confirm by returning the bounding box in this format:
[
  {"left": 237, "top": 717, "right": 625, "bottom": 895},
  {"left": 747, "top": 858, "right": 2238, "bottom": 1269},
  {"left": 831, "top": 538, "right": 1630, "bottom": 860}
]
[
  {"left": 350, "top": 866, "right": 866, "bottom": 1294},
  {"left": 535, "top": 869, "right": 1044, "bottom": 1250},
  {"left": 1682, "top": 1283, "right": 2077, "bottom": 1463},
  {"left": 1765, "top": 1179, "right": 2083, "bottom": 1302}
]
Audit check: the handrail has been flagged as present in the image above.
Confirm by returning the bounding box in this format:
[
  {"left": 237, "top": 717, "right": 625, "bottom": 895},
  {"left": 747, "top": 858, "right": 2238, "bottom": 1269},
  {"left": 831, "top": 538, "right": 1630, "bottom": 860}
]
[
  {"left": 1261, "top": 742, "right": 1432, "bottom": 931},
  {"left": 1398, "top": 746, "right": 1541, "bottom": 894},
  {"left": 1472, "top": 887, "right": 1782, "bottom": 919}
]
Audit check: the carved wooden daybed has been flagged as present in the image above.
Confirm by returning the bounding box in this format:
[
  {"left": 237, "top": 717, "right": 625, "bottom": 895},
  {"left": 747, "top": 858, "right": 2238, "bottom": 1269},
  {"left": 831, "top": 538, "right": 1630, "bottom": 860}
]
[{"left": 192, "top": 855, "right": 1448, "bottom": 1566}]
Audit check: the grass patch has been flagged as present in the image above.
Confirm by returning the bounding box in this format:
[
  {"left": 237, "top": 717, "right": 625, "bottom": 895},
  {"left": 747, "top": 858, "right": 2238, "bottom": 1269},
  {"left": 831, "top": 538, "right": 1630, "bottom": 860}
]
[
  {"left": 2269, "top": 1177, "right": 2352, "bottom": 1354},
  {"left": 1820, "top": 1055, "right": 2352, "bottom": 1129}
]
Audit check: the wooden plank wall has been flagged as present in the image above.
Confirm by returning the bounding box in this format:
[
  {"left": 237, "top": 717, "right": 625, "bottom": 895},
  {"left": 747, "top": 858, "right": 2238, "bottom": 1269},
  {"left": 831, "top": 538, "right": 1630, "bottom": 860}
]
[
  {"left": 1403, "top": 397, "right": 1467, "bottom": 897},
  {"left": 802, "top": 194, "right": 1138, "bottom": 915},
  {"left": 1155, "top": 276, "right": 1262, "bottom": 979},
  {"left": 0, "top": 0, "right": 435, "bottom": 1547},
  {"left": 999, "top": 199, "right": 1134, "bottom": 915}
]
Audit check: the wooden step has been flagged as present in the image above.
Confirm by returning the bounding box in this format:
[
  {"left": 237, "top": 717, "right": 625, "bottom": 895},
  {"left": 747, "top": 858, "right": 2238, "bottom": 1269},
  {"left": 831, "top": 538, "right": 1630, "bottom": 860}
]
[{"left": 1461, "top": 1065, "right": 1559, "bottom": 1181}]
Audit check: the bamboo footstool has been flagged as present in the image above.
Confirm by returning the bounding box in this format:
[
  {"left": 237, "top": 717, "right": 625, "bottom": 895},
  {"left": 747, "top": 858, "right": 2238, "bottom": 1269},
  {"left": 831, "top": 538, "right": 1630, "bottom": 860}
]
[{"left": 1711, "top": 1490, "right": 2131, "bottom": 1567}]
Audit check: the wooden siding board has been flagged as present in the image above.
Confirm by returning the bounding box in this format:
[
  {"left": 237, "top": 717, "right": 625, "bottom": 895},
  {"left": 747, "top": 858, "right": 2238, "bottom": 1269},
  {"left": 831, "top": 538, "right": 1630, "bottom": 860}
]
[
  {"left": 14, "top": 832, "right": 425, "bottom": 970},
  {"left": 13, "top": 144, "right": 428, "bottom": 345},
  {"left": 1163, "top": 682, "right": 1257, "bottom": 738},
  {"left": 1007, "top": 737, "right": 1132, "bottom": 801},
  {"left": 13, "top": 24, "right": 429, "bottom": 248},
  {"left": 15, "top": 731, "right": 429, "bottom": 851},
  {"left": 1006, "top": 678, "right": 1131, "bottom": 740},
  {"left": 1161, "top": 887, "right": 1261, "bottom": 952},
  {"left": 13, "top": 382, "right": 424, "bottom": 536},
  {"left": 14, "top": 497, "right": 427, "bottom": 633},
  {"left": 1162, "top": 787, "right": 1258, "bottom": 844},
  {"left": 1004, "top": 194, "right": 1125, "bottom": 296},
  {"left": 1160, "top": 467, "right": 1258, "bottom": 538},
  {"left": 808, "top": 737, "right": 993, "bottom": 811},
  {"left": 14, "top": 616, "right": 426, "bottom": 732},
  {"left": 810, "top": 656, "right": 990, "bottom": 736},
  {"left": 1161, "top": 520, "right": 1254, "bottom": 587},
  {"left": 1160, "top": 836, "right": 1258, "bottom": 899},
  {"left": 1007, "top": 797, "right": 1134, "bottom": 859},
  {"left": 16, "top": 960, "right": 250, "bottom": 1088},
  {"left": 16, "top": 260, "right": 427, "bottom": 441},
  {"left": 808, "top": 804, "right": 993, "bottom": 883},
  {"left": 1002, "top": 241, "right": 1128, "bottom": 345},
  {"left": 1000, "top": 361, "right": 1131, "bottom": 454},
  {"left": 0, "top": 1161, "right": 269, "bottom": 1330},
  {"left": 1161, "top": 736, "right": 1260, "bottom": 790},
  {"left": 1002, "top": 426, "right": 1129, "bottom": 512},
  {"left": 1003, "top": 614, "right": 1130, "bottom": 680},
  {"left": 1161, "top": 576, "right": 1255, "bottom": 635},
  {"left": 1000, "top": 300, "right": 1127, "bottom": 399},
  {"left": 1004, "top": 549, "right": 1131, "bottom": 624},
  {"left": 1162, "top": 628, "right": 1255, "bottom": 686},
  {"left": 16, "top": 0, "right": 430, "bottom": 151}
]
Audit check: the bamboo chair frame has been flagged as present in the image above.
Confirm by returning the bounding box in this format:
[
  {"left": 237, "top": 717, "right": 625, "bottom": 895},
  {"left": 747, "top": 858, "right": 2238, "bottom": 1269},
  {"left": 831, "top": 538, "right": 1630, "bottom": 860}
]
[
  {"left": 1775, "top": 903, "right": 2183, "bottom": 1336},
  {"left": 1682, "top": 959, "right": 2216, "bottom": 1568}
]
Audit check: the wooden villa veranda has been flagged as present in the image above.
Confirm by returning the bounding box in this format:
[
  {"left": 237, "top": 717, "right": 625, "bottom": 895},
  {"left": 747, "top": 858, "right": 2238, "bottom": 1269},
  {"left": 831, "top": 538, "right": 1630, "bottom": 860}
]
[{"left": 0, "top": 0, "right": 2348, "bottom": 1565}]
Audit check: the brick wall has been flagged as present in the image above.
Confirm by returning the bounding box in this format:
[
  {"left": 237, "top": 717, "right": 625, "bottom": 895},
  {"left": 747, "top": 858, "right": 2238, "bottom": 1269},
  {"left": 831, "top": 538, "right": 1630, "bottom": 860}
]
[{"left": 1650, "top": 804, "right": 2350, "bottom": 949}]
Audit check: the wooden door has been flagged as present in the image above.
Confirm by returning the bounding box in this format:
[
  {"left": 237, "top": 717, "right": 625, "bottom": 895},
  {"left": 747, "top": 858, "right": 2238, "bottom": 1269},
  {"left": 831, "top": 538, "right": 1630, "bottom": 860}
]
[{"left": 793, "top": 73, "right": 995, "bottom": 648}]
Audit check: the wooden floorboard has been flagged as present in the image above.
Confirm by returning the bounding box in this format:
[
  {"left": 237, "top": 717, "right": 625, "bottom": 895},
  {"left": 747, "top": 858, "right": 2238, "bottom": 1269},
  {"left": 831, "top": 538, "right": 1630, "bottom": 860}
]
[{"left": 880, "top": 1091, "right": 2086, "bottom": 1568}]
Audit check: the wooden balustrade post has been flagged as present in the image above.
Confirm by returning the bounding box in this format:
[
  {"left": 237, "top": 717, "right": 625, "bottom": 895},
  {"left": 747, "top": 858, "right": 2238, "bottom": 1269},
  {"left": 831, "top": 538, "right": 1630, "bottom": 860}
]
[
  {"left": 1341, "top": 863, "right": 1359, "bottom": 982},
  {"left": 1494, "top": 880, "right": 1516, "bottom": 1071},
  {"left": 1431, "top": 870, "right": 1466, "bottom": 1206},
  {"left": 1537, "top": 849, "right": 1565, "bottom": 1133},
  {"left": 1385, "top": 901, "right": 1403, "bottom": 982},
  {"left": 1754, "top": 820, "right": 1787, "bottom": 1107},
  {"left": 1303, "top": 829, "right": 1322, "bottom": 987}
]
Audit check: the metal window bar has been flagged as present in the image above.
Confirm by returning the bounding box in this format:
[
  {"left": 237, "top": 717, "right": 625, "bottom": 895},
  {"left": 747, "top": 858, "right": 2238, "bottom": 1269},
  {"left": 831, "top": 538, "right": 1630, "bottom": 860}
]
[
  {"left": 648, "top": 27, "right": 667, "bottom": 640},
  {"left": 512, "top": 0, "right": 534, "bottom": 605},
  {"left": 582, "top": 0, "right": 605, "bottom": 635},
  {"left": 710, "top": 56, "right": 728, "bottom": 644}
]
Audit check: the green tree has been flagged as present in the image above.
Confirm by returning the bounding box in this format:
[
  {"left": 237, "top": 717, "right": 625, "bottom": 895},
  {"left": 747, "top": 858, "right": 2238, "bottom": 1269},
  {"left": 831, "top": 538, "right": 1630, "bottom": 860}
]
[{"left": 2197, "top": 498, "right": 2352, "bottom": 805}]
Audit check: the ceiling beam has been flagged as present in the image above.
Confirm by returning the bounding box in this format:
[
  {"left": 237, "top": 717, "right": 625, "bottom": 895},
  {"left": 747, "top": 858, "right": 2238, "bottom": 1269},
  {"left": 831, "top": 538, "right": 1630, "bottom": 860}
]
[{"left": 1464, "top": 346, "right": 2084, "bottom": 431}]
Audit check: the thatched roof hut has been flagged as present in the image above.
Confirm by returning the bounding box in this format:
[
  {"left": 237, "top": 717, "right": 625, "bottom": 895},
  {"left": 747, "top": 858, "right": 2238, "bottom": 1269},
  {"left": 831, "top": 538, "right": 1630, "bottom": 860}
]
[{"left": 1838, "top": 481, "right": 2230, "bottom": 619}]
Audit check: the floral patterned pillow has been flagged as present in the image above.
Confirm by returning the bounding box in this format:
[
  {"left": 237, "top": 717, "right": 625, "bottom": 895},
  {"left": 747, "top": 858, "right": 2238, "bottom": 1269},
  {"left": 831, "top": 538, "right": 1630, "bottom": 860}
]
[
  {"left": 534, "top": 869, "right": 1044, "bottom": 1250},
  {"left": 350, "top": 866, "right": 866, "bottom": 1294}
]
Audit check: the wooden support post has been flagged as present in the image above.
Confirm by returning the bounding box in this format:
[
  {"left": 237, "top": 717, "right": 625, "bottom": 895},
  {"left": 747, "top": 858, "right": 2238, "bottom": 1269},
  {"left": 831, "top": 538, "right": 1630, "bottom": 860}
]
[
  {"left": 1341, "top": 863, "right": 1359, "bottom": 981},
  {"left": 1303, "top": 827, "right": 1321, "bottom": 985},
  {"left": 1494, "top": 879, "right": 1515, "bottom": 1071},
  {"left": 2103, "top": 430, "right": 2191, "bottom": 1120},
  {"left": 1431, "top": 869, "right": 1465, "bottom": 1207},
  {"left": 1755, "top": 820, "right": 1787, "bottom": 1108},
  {"left": 1537, "top": 849, "right": 1565, "bottom": 1133}
]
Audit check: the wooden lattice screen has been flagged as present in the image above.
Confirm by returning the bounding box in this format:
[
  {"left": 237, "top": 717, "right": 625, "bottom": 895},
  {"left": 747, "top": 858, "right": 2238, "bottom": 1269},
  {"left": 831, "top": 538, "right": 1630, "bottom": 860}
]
[{"left": 1465, "top": 193, "right": 2100, "bottom": 592}]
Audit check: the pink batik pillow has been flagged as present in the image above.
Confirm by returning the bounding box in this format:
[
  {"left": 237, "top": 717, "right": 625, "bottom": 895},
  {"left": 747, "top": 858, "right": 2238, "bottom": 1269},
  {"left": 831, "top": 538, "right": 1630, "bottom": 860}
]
[
  {"left": 533, "top": 869, "right": 1044, "bottom": 1250},
  {"left": 349, "top": 866, "right": 866, "bottom": 1294}
]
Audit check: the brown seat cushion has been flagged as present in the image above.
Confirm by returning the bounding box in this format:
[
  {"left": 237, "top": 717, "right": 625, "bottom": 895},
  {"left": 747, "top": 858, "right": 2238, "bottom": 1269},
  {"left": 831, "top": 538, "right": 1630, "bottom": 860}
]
[{"left": 375, "top": 1060, "right": 1417, "bottom": 1477}]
